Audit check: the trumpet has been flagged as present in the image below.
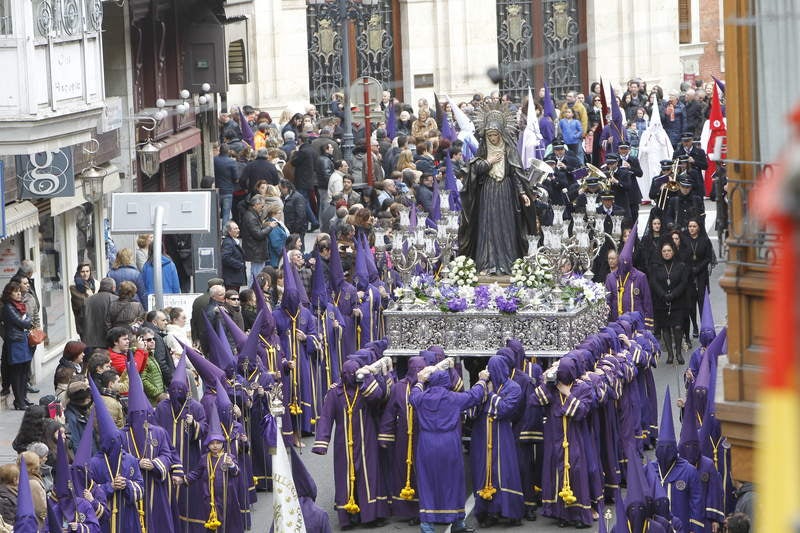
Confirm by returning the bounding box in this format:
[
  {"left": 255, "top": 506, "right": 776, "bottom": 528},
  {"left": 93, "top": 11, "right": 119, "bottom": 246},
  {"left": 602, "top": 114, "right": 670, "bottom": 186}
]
[{"left": 657, "top": 159, "right": 681, "bottom": 211}]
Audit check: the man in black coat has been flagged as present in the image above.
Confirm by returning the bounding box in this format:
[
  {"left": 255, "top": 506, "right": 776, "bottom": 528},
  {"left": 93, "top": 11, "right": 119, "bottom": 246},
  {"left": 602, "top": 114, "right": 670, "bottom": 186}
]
[
  {"left": 240, "top": 148, "right": 280, "bottom": 191},
  {"left": 190, "top": 278, "right": 224, "bottom": 346},
  {"left": 673, "top": 131, "right": 709, "bottom": 174},
  {"left": 221, "top": 221, "right": 246, "bottom": 291},
  {"left": 617, "top": 142, "right": 644, "bottom": 220},
  {"left": 602, "top": 153, "right": 634, "bottom": 220},
  {"left": 280, "top": 179, "right": 309, "bottom": 239},
  {"left": 666, "top": 174, "right": 705, "bottom": 231},
  {"left": 292, "top": 133, "right": 320, "bottom": 230},
  {"left": 551, "top": 140, "right": 580, "bottom": 173},
  {"left": 239, "top": 195, "right": 273, "bottom": 277}
]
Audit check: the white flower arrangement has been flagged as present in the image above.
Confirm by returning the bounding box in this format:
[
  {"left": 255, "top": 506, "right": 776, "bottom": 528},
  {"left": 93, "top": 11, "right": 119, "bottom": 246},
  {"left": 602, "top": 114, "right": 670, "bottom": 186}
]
[
  {"left": 510, "top": 257, "right": 555, "bottom": 288},
  {"left": 446, "top": 255, "right": 478, "bottom": 287}
]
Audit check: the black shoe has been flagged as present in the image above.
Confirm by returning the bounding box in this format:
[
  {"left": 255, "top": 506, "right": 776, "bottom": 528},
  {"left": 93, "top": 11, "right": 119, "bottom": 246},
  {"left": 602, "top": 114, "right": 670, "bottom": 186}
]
[
  {"left": 558, "top": 520, "right": 570, "bottom": 528},
  {"left": 26, "top": 385, "right": 39, "bottom": 393},
  {"left": 478, "top": 515, "right": 498, "bottom": 528},
  {"left": 525, "top": 508, "right": 538, "bottom": 521},
  {"left": 452, "top": 527, "right": 475, "bottom": 533},
  {"left": 574, "top": 521, "right": 591, "bottom": 529},
  {"left": 677, "top": 355, "right": 685, "bottom": 365},
  {"left": 666, "top": 356, "right": 674, "bottom": 364}
]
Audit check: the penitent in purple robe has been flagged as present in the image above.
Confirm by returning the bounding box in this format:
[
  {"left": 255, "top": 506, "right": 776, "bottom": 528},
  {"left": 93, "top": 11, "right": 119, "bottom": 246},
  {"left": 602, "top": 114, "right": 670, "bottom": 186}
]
[
  {"left": 645, "top": 460, "right": 704, "bottom": 533},
  {"left": 532, "top": 358, "right": 594, "bottom": 527},
  {"left": 274, "top": 306, "right": 320, "bottom": 433},
  {"left": 49, "top": 496, "right": 102, "bottom": 533},
  {"left": 121, "top": 422, "right": 183, "bottom": 533},
  {"left": 187, "top": 452, "right": 242, "bottom": 533},
  {"left": 88, "top": 451, "right": 145, "bottom": 533},
  {"left": 606, "top": 268, "right": 654, "bottom": 328},
  {"left": 154, "top": 398, "right": 208, "bottom": 533},
  {"left": 470, "top": 356, "right": 525, "bottom": 521},
  {"left": 410, "top": 371, "right": 487, "bottom": 524},
  {"left": 377, "top": 372, "right": 422, "bottom": 518},
  {"left": 312, "top": 364, "right": 389, "bottom": 528},
  {"left": 314, "top": 303, "right": 346, "bottom": 396},
  {"left": 332, "top": 282, "right": 360, "bottom": 358}
]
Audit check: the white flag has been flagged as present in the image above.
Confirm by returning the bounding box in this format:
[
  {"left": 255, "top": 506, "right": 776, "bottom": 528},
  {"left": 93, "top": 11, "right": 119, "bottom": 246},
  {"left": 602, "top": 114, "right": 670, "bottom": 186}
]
[
  {"left": 520, "top": 87, "right": 544, "bottom": 169},
  {"left": 272, "top": 416, "right": 306, "bottom": 533}
]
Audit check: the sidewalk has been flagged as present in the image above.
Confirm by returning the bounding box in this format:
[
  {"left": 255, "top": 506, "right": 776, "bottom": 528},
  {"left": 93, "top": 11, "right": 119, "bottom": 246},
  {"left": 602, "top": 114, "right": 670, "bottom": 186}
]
[{"left": 0, "top": 356, "right": 61, "bottom": 464}]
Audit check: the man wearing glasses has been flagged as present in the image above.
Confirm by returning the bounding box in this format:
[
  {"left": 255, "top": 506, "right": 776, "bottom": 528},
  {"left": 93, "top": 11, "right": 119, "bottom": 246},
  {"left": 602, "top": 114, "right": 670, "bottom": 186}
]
[
  {"left": 139, "top": 310, "right": 173, "bottom": 387},
  {"left": 223, "top": 290, "right": 245, "bottom": 331}
]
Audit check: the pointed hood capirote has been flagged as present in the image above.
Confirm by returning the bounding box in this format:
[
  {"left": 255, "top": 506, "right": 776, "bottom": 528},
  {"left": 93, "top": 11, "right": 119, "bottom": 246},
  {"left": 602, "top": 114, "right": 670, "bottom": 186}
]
[
  {"left": 699, "top": 287, "right": 716, "bottom": 347},
  {"left": 679, "top": 381, "right": 702, "bottom": 465},
  {"left": 353, "top": 236, "right": 370, "bottom": 292},
  {"left": 54, "top": 432, "right": 76, "bottom": 520},
  {"left": 282, "top": 249, "right": 301, "bottom": 314},
  {"left": 656, "top": 386, "right": 677, "bottom": 471},
  {"left": 204, "top": 402, "right": 225, "bottom": 447},
  {"left": 169, "top": 350, "right": 189, "bottom": 405},
  {"left": 180, "top": 339, "right": 226, "bottom": 388},
  {"left": 89, "top": 376, "right": 123, "bottom": 459},
  {"left": 220, "top": 309, "right": 248, "bottom": 352},
  {"left": 15, "top": 452, "right": 38, "bottom": 533},
  {"left": 328, "top": 232, "right": 346, "bottom": 292},
  {"left": 618, "top": 222, "right": 638, "bottom": 277},
  {"left": 310, "top": 250, "right": 329, "bottom": 311}
]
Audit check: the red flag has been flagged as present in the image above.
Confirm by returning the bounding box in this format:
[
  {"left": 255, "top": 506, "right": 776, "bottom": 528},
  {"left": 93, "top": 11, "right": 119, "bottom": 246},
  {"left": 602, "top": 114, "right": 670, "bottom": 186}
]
[
  {"left": 751, "top": 104, "right": 800, "bottom": 533},
  {"left": 705, "top": 83, "right": 726, "bottom": 195}
]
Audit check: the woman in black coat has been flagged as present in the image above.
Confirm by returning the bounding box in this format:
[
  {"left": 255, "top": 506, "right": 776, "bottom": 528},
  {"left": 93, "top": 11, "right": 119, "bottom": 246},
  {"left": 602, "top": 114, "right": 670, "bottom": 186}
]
[
  {"left": 2, "top": 281, "right": 33, "bottom": 409},
  {"left": 684, "top": 218, "right": 715, "bottom": 337},
  {"left": 648, "top": 240, "right": 690, "bottom": 365},
  {"left": 636, "top": 215, "right": 664, "bottom": 276}
]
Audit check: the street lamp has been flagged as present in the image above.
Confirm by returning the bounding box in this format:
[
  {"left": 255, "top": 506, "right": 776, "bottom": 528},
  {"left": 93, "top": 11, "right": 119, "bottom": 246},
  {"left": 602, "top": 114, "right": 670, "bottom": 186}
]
[
  {"left": 137, "top": 116, "right": 160, "bottom": 177},
  {"left": 78, "top": 138, "right": 106, "bottom": 203}
]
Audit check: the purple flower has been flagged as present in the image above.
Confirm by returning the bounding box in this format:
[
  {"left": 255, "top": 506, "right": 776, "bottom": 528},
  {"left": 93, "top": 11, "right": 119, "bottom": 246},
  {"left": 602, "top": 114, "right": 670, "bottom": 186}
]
[
  {"left": 474, "top": 285, "right": 491, "bottom": 310},
  {"left": 446, "top": 297, "right": 468, "bottom": 312},
  {"left": 495, "top": 295, "right": 519, "bottom": 314}
]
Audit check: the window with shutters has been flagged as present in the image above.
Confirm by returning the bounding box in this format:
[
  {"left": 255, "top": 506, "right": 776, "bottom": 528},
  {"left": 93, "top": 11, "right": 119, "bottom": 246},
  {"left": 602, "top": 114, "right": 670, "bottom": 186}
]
[
  {"left": 228, "top": 39, "right": 248, "bottom": 85},
  {"left": 679, "top": 0, "right": 692, "bottom": 43}
]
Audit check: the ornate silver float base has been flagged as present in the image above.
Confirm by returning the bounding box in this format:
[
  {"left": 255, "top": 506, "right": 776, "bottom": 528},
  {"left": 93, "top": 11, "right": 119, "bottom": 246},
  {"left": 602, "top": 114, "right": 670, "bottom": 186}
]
[{"left": 384, "top": 301, "right": 609, "bottom": 357}]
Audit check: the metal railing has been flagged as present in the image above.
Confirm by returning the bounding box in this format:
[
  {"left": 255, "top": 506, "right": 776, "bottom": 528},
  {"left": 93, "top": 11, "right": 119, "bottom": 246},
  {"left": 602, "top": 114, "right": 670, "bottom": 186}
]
[{"left": 724, "top": 161, "right": 779, "bottom": 269}]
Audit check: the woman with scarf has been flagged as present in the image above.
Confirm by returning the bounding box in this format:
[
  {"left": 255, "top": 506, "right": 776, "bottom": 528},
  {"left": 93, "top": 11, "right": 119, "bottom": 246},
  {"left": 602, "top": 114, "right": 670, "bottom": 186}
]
[
  {"left": 411, "top": 367, "right": 489, "bottom": 533},
  {"left": 69, "top": 263, "right": 96, "bottom": 340},
  {"left": 2, "top": 281, "right": 33, "bottom": 410},
  {"left": 649, "top": 240, "right": 691, "bottom": 364},
  {"left": 469, "top": 354, "right": 524, "bottom": 527},
  {"left": 312, "top": 359, "right": 389, "bottom": 529}
]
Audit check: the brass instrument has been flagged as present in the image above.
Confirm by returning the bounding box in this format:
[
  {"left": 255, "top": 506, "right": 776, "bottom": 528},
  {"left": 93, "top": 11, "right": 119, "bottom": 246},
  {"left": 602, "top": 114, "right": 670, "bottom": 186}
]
[
  {"left": 576, "top": 163, "right": 609, "bottom": 195},
  {"left": 526, "top": 159, "right": 554, "bottom": 203},
  {"left": 657, "top": 159, "right": 681, "bottom": 211}
]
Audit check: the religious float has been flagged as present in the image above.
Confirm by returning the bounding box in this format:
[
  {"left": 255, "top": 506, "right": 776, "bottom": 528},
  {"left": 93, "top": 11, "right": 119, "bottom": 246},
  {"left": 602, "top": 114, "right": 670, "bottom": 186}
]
[{"left": 379, "top": 198, "right": 617, "bottom": 357}]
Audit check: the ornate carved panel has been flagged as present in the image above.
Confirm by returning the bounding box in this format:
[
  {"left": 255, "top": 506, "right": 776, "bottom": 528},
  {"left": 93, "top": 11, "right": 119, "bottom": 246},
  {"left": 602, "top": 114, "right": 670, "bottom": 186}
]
[
  {"left": 496, "top": 0, "right": 533, "bottom": 104},
  {"left": 306, "top": 0, "right": 396, "bottom": 116},
  {"left": 541, "top": 0, "right": 581, "bottom": 101},
  {"left": 34, "top": 0, "right": 102, "bottom": 39},
  {"left": 496, "top": 0, "right": 584, "bottom": 103}
]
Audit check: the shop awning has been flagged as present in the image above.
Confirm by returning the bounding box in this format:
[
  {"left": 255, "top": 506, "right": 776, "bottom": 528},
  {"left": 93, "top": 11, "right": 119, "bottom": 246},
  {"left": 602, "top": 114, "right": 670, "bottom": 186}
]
[
  {"left": 157, "top": 127, "right": 202, "bottom": 163},
  {"left": 4, "top": 201, "right": 39, "bottom": 237}
]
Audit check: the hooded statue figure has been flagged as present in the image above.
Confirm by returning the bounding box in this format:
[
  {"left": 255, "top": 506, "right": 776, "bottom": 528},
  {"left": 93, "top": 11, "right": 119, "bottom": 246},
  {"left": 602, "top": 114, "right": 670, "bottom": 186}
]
[{"left": 458, "top": 102, "right": 537, "bottom": 275}]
